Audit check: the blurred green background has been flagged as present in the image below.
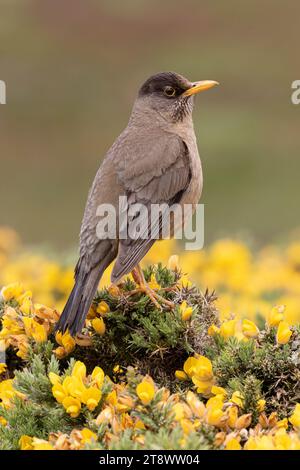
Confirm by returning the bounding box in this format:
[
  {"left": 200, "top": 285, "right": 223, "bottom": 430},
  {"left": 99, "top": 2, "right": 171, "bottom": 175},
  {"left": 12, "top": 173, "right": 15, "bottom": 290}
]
[{"left": 0, "top": 0, "right": 299, "bottom": 250}]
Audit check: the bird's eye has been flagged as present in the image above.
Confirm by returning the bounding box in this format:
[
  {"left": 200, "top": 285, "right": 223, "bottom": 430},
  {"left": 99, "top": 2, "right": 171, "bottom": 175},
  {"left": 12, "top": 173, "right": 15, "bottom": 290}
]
[{"left": 163, "top": 86, "right": 176, "bottom": 97}]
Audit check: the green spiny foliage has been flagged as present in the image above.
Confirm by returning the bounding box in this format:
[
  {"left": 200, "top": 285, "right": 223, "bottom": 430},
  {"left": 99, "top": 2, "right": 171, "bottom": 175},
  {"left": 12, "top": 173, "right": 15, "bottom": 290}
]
[
  {"left": 13, "top": 354, "right": 58, "bottom": 402},
  {"left": 210, "top": 329, "right": 300, "bottom": 417},
  {"left": 0, "top": 398, "right": 72, "bottom": 450},
  {"left": 73, "top": 264, "right": 219, "bottom": 388}
]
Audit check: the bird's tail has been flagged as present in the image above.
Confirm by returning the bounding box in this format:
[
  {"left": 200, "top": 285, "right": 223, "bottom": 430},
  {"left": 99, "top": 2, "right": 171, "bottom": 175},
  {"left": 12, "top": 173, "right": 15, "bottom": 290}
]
[{"left": 55, "top": 262, "right": 104, "bottom": 336}]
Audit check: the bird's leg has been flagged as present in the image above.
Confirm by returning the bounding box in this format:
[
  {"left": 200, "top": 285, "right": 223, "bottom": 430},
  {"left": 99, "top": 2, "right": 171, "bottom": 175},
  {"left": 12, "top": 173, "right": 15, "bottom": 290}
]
[{"left": 129, "top": 264, "right": 174, "bottom": 309}]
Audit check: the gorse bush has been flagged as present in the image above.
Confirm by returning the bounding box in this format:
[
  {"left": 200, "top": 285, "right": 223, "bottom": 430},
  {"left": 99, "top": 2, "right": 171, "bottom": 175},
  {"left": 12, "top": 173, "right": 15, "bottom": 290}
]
[{"left": 0, "top": 252, "right": 300, "bottom": 450}]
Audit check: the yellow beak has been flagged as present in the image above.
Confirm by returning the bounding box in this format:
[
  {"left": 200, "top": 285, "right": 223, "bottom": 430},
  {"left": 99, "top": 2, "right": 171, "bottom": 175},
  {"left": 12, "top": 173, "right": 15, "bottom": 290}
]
[{"left": 183, "top": 80, "right": 219, "bottom": 97}]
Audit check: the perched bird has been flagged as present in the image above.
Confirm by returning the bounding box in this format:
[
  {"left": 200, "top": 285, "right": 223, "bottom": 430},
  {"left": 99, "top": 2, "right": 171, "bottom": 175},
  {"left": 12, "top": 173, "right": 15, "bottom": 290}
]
[{"left": 56, "top": 72, "right": 218, "bottom": 335}]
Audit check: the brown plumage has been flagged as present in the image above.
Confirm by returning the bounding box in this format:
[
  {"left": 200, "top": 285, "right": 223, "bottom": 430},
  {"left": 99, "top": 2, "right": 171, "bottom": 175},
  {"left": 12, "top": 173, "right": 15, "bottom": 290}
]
[{"left": 56, "top": 72, "right": 218, "bottom": 335}]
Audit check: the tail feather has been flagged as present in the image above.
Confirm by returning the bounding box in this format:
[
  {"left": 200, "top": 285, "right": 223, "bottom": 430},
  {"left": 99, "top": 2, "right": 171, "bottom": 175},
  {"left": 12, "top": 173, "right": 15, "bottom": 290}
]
[{"left": 55, "top": 264, "right": 104, "bottom": 336}]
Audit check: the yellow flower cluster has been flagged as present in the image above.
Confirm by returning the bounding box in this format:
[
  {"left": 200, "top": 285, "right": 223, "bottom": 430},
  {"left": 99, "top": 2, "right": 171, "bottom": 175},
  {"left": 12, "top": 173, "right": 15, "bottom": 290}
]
[
  {"left": 50, "top": 361, "right": 104, "bottom": 417},
  {"left": 87, "top": 300, "right": 110, "bottom": 336},
  {"left": 145, "top": 238, "right": 300, "bottom": 325},
  {"left": 0, "top": 378, "right": 25, "bottom": 410},
  {"left": 242, "top": 405, "right": 300, "bottom": 450},
  {"left": 19, "top": 428, "right": 98, "bottom": 450},
  {"left": 15, "top": 364, "right": 300, "bottom": 450},
  {"left": 0, "top": 283, "right": 61, "bottom": 359},
  {"left": 2, "top": 228, "right": 300, "bottom": 325},
  {"left": 0, "top": 283, "right": 100, "bottom": 359},
  {"left": 177, "top": 355, "right": 215, "bottom": 397},
  {"left": 0, "top": 228, "right": 73, "bottom": 311},
  {"left": 170, "top": 384, "right": 300, "bottom": 450},
  {"left": 136, "top": 376, "right": 156, "bottom": 405},
  {"left": 208, "top": 307, "right": 294, "bottom": 346}
]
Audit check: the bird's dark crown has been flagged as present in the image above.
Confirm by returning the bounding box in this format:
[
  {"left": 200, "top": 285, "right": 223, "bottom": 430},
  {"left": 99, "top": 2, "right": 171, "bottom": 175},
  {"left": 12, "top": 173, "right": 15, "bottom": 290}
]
[{"left": 138, "top": 72, "right": 190, "bottom": 98}]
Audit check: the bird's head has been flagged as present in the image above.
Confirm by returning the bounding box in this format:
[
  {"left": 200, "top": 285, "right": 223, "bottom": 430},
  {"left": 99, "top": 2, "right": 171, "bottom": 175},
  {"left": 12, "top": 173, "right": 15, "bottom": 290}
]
[{"left": 135, "top": 71, "right": 218, "bottom": 123}]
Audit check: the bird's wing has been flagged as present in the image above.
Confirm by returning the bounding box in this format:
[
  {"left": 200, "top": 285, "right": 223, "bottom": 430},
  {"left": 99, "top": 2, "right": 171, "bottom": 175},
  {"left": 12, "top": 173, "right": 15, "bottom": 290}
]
[{"left": 111, "top": 133, "right": 191, "bottom": 282}]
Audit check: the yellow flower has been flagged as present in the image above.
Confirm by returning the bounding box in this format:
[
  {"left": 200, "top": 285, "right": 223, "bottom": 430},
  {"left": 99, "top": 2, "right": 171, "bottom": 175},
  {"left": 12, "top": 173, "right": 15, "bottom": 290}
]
[
  {"left": 34, "top": 304, "right": 59, "bottom": 322},
  {"left": 0, "top": 307, "right": 22, "bottom": 337},
  {"left": 183, "top": 357, "right": 199, "bottom": 377},
  {"left": 167, "top": 255, "right": 180, "bottom": 271},
  {"left": 148, "top": 274, "right": 160, "bottom": 290},
  {"left": 64, "top": 376, "right": 86, "bottom": 400},
  {"left": 172, "top": 403, "right": 186, "bottom": 421},
  {"left": 48, "top": 372, "right": 61, "bottom": 385},
  {"left": 184, "top": 355, "right": 213, "bottom": 381},
  {"left": 289, "top": 403, "right": 300, "bottom": 428},
  {"left": 206, "top": 407, "right": 225, "bottom": 427},
  {"left": 179, "top": 275, "right": 192, "bottom": 289},
  {"left": 16, "top": 339, "right": 29, "bottom": 360},
  {"left": 81, "top": 386, "right": 102, "bottom": 411},
  {"left": 211, "top": 386, "right": 227, "bottom": 398},
  {"left": 227, "top": 405, "right": 238, "bottom": 428},
  {"left": 19, "top": 435, "right": 34, "bottom": 450},
  {"left": 62, "top": 396, "right": 81, "bottom": 418},
  {"left": 117, "top": 395, "right": 134, "bottom": 412},
  {"left": 208, "top": 324, "right": 220, "bottom": 336},
  {"left": 32, "top": 438, "right": 53, "bottom": 450},
  {"left": 22, "top": 317, "right": 47, "bottom": 343},
  {"left": 0, "top": 378, "right": 25, "bottom": 408},
  {"left": 95, "top": 406, "right": 113, "bottom": 425},
  {"left": 205, "top": 394, "right": 225, "bottom": 427},
  {"left": 242, "top": 319, "right": 259, "bottom": 338},
  {"left": 0, "top": 363, "right": 7, "bottom": 375},
  {"left": 55, "top": 330, "right": 76, "bottom": 355},
  {"left": 184, "top": 355, "right": 214, "bottom": 396},
  {"left": 267, "top": 305, "right": 285, "bottom": 327},
  {"left": 19, "top": 294, "right": 33, "bottom": 315},
  {"left": 91, "top": 366, "right": 105, "bottom": 388},
  {"left": 52, "top": 382, "right": 68, "bottom": 403},
  {"left": 72, "top": 361, "right": 86, "bottom": 381},
  {"left": 186, "top": 391, "right": 205, "bottom": 418},
  {"left": 206, "top": 395, "right": 224, "bottom": 410},
  {"left": 96, "top": 301, "right": 110, "bottom": 316},
  {"left": 276, "top": 321, "right": 292, "bottom": 345},
  {"left": 87, "top": 306, "right": 97, "bottom": 319},
  {"left": 225, "top": 438, "right": 241, "bottom": 450},
  {"left": 276, "top": 418, "right": 288, "bottom": 429},
  {"left": 92, "top": 317, "right": 106, "bottom": 335},
  {"left": 0, "top": 416, "right": 7, "bottom": 426},
  {"left": 180, "top": 418, "right": 195, "bottom": 435},
  {"left": 244, "top": 435, "right": 274, "bottom": 450},
  {"left": 1, "top": 282, "right": 24, "bottom": 301},
  {"left": 136, "top": 377, "right": 155, "bottom": 405},
  {"left": 80, "top": 428, "right": 97, "bottom": 444},
  {"left": 179, "top": 301, "right": 193, "bottom": 321},
  {"left": 220, "top": 320, "right": 236, "bottom": 339},
  {"left": 108, "top": 284, "right": 120, "bottom": 297},
  {"left": 53, "top": 346, "right": 67, "bottom": 359},
  {"left": 235, "top": 413, "right": 252, "bottom": 429},
  {"left": 257, "top": 399, "right": 266, "bottom": 412},
  {"left": 175, "top": 370, "right": 188, "bottom": 381},
  {"left": 192, "top": 377, "right": 213, "bottom": 396},
  {"left": 231, "top": 391, "right": 244, "bottom": 408},
  {"left": 106, "top": 390, "right": 117, "bottom": 406}
]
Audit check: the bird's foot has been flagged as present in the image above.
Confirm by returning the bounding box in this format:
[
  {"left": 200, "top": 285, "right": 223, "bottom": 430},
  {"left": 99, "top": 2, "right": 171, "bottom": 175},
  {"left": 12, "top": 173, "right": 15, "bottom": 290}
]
[{"left": 127, "top": 265, "right": 175, "bottom": 310}]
